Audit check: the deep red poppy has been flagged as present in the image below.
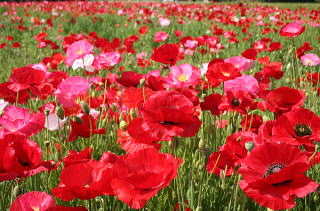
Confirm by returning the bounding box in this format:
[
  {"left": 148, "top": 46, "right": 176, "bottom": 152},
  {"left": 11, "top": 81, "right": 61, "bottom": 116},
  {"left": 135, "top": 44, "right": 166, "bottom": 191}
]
[
  {"left": 206, "top": 61, "right": 241, "bottom": 88},
  {"left": 109, "top": 148, "right": 182, "bottom": 209},
  {"left": 116, "top": 71, "right": 144, "bottom": 87},
  {"left": 218, "top": 90, "right": 256, "bottom": 115},
  {"left": 200, "top": 93, "right": 223, "bottom": 116},
  {"left": 264, "top": 87, "right": 305, "bottom": 118},
  {"left": 0, "top": 134, "right": 54, "bottom": 182},
  {"left": 239, "top": 142, "right": 318, "bottom": 210},
  {"left": 52, "top": 160, "right": 102, "bottom": 201},
  {"left": 150, "top": 43, "right": 180, "bottom": 66},
  {"left": 127, "top": 90, "right": 202, "bottom": 141},
  {"left": 67, "top": 115, "right": 105, "bottom": 142},
  {"left": 272, "top": 108, "right": 320, "bottom": 146}
]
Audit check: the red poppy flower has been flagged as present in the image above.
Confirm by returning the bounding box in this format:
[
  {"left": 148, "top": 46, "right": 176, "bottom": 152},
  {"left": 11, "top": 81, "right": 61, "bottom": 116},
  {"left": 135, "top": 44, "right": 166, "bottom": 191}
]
[
  {"left": 206, "top": 61, "right": 241, "bottom": 88},
  {"left": 116, "top": 71, "right": 144, "bottom": 87},
  {"left": 272, "top": 108, "right": 320, "bottom": 146},
  {"left": 240, "top": 114, "right": 263, "bottom": 133},
  {"left": 0, "top": 82, "right": 29, "bottom": 104},
  {"left": 127, "top": 90, "right": 202, "bottom": 141},
  {"left": 296, "top": 42, "right": 313, "bottom": 58},
  {"left": 264, "top": 87, "right": 305, "bottom": 118},
  {"left": 151, "top": 43, "right": 180, "bottom": 66},
  {"left": 52, "top": 160, "right": 102, "bottom": 201},
  {"left": 280, "top": 22, "right": 305, "bottom": 37},
  {"left": 241, "top": 48, "right": 258, "bottom": 60},
  {"left": 110, "top": 148, "right": 182, "bottom": 209},
  {"left": 218, "top": 91, "right": 256, "bottom": 115},
  {"left": 239, "top": 142, "right": 318, "bottom": 210},
  {"left": 67, "top": 114, "right": 105, "bottom": 142},
  {"left": 206, "top": 151, "right": 238, "bottom": 177},
  {"left": 0, "top": 134, "right": 54, "bottom": 182}
]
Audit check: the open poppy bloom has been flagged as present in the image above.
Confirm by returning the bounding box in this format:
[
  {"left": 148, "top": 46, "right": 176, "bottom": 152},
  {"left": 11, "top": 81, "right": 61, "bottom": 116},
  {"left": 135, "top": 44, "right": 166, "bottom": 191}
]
[
  {"left": 239, "top": 142, "right": 318, "bottom": 210},
  {"left": 0, "top": 134, "right": 54, "bottom": 182},
  {"left": 165, "top": 64, "right": 201, "bottom": 88},
  {"left": 151, "top": 43, "right": 180, "bottom": 66},
  {"left": 104, "top": 148, "right": 182, "bottom": 209},
  {"left": 206, "top": 61, "right": 241, "bottom": 88},
  {"left": 264, "top": 87, "right": 305, "bottom": 118},
  {"left": 0, "top": 105, "right": 45, "bottom": 138},
  {"left": 280, "top": 22, "right": 305, "bottom": 37},
  {"left": 127, "top": 90, "right": 202, "bottom": 141},
  {"left": 272, "top": 108, "right": 320, "bottom": 146}
]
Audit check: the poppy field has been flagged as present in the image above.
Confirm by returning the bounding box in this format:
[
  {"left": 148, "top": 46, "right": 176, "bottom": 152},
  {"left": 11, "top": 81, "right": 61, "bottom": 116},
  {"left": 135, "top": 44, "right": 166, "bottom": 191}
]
[{"left": 0, "top": 1, "right": 320, "bottom": 210}]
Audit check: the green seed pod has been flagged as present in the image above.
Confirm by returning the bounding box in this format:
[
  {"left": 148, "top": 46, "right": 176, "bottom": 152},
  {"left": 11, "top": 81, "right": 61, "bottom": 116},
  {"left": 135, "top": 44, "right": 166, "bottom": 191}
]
[
  {"left": 198, "top": 138, "right": 205, "bottom": 150},
  {"left": 12, "top": 185, "right": 20, "bottom": 198},
  {"left": 119, "top": 120, "right": 128, "bottom": 130},
  {"left": 55, "top": 106, "right": 65, "bottom": 120},
  {"left": 74, "top": 116, "right": 83, "bottom": 124},
  {"left": 44, "top": 109, "right": 50, "bottom": 116},
  {"left": 80, "top": 101, "right": 90, "bottom": 115},
  {"left": 44, "top": 140, "right": 50, "bottom": 147},
  {"left": 245, "top": 141, "right": 255, "bottom": 152}
]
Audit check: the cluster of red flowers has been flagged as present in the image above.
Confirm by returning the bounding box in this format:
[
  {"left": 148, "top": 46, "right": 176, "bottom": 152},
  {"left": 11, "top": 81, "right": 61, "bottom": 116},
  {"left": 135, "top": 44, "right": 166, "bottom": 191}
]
[{"left": 0, "top": 1, "right": 320, "bottom": 211}]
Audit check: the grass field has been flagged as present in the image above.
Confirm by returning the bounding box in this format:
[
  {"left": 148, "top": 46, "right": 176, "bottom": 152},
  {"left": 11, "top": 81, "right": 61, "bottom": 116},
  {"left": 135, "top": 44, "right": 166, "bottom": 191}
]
[{"left": 0, "top": 1, "right": 320, "bottom": 211}]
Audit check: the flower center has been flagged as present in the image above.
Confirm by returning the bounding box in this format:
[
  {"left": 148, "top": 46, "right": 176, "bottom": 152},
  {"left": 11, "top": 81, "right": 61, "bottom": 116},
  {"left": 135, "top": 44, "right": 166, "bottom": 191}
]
[
  {"left": 32, "top": 207, "right": 40, "bottom": 211},
  {"left": 76, "top": 49, "right": 83, "bottom": 55},
  {"left": 231, "top": 98, "right": 240, "bottom": 106},
  {"left": 294, "top": 124, "right": 312, "bottom": 137},
  {"left": 222, "top": 71, "right": 230, "bottom": 77},
  {"left": 178, "top": 74, "right": 188, "bottom": 82},
  {"left": 160, "top": 120, "right": 177, "bottom": 125},
  {"left": 264, "top": 163, "right": 285, "bottom": 178}
]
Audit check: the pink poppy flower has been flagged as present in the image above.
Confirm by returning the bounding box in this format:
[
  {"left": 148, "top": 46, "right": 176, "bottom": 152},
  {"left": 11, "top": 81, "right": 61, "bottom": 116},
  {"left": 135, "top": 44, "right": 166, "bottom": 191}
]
[
  {"left": 165, "top": 64, "right": 201, "bottom": 88},
  {"left": 10, "top": 191, "right": 56, "bottom": 211},
  {"left": 93, "top": 52, "right": 122, "bottom": 69},
  {"left": 280, "top": 22, "right": 305, "bottom": 37},
  {"left": 0, "top": 105, "right": 45, "bottom": 138},
  {"left": 224, "top": 56, "right": 254, "bottom": 72},
  {"left": 154, "top": 31, "right": 169, "bottom": 42},
  {"left": 158, "top": 17, "right": 171, "bottom": 26},
  {"left": 224, "top": 75, "right": 259, "bottom": 97},
  {"left": 65, "top": 40, "right": 93, "bottom": 66},
  {"left": 301, "top": 53, "right": 320, "bottom": 66},
  {"left": 54, "top": 76, "right": 90, "bottom": 108}
]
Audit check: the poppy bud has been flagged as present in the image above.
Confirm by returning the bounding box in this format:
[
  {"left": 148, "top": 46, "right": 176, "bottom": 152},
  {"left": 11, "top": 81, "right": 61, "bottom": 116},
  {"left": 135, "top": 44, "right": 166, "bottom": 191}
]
[
  {"left": 198, "top": 138, "right": 205, "bottom": 150},
  {"left": 119, "top": 120, "right": 127, "bottom": 130},
  {"left": 44, "top": 109, "right": 50, "bottom": 116},
  {"left": 44, "top": 140, "right": 50, "bottom": 147},
  {"left": 139, "top": 78, "right": 146, "bottom": 87},
  {"left": 12, "top": 185, "right": 20, "bottom": 198},
  {"left": 195, "top": 206, "right": 203, "bottom": 211},
  {"left": 55, "top": 106, "right": 65, "bottom": 120},
  {"left": 74, "top": 116, "right": 83, "bottom": 124},
  {"left": 245, "top": 141, "right": 255, "bottom": 152},
  {"left": 80, "top": 101, "right": 90, "bottom": 115}
]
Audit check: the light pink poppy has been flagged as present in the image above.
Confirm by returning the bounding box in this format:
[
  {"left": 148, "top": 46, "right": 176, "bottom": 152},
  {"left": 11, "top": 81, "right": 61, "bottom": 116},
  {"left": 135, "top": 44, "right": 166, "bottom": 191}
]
[
  {"left": 224, "top": 75, "right": 259, "bottom": 97},
  {"left": 0, "top": 105, "right": 45, "bottom": 138},
  {"left": 154, "top": 31, "right": 169, "bottom": 42},
  {"left": 54, "top": 76, "right": 90, "bottom": 107},
  {"left": 65, "top": 40, "right": 93, "bottom": 66},
  {"left": 301, "top": 53, "right": 320, "bottom": 66},
  {"left": 224, "top": 56, "right": 254, "bottom": 72},
  {"left": 93, "top": 52, "right": 122, "bottom": 69},
  {"left": 164, "top": 64, "right": 201, "bottom": 88},
  {"left": 158, "top": 17, "right": 171, "bottom": 26},
  {"left": 27, "top": 63, "right": 49, "bottom": 73},
  {"left": 10, "top": 191, "right": 56, "bottom": 211}
]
